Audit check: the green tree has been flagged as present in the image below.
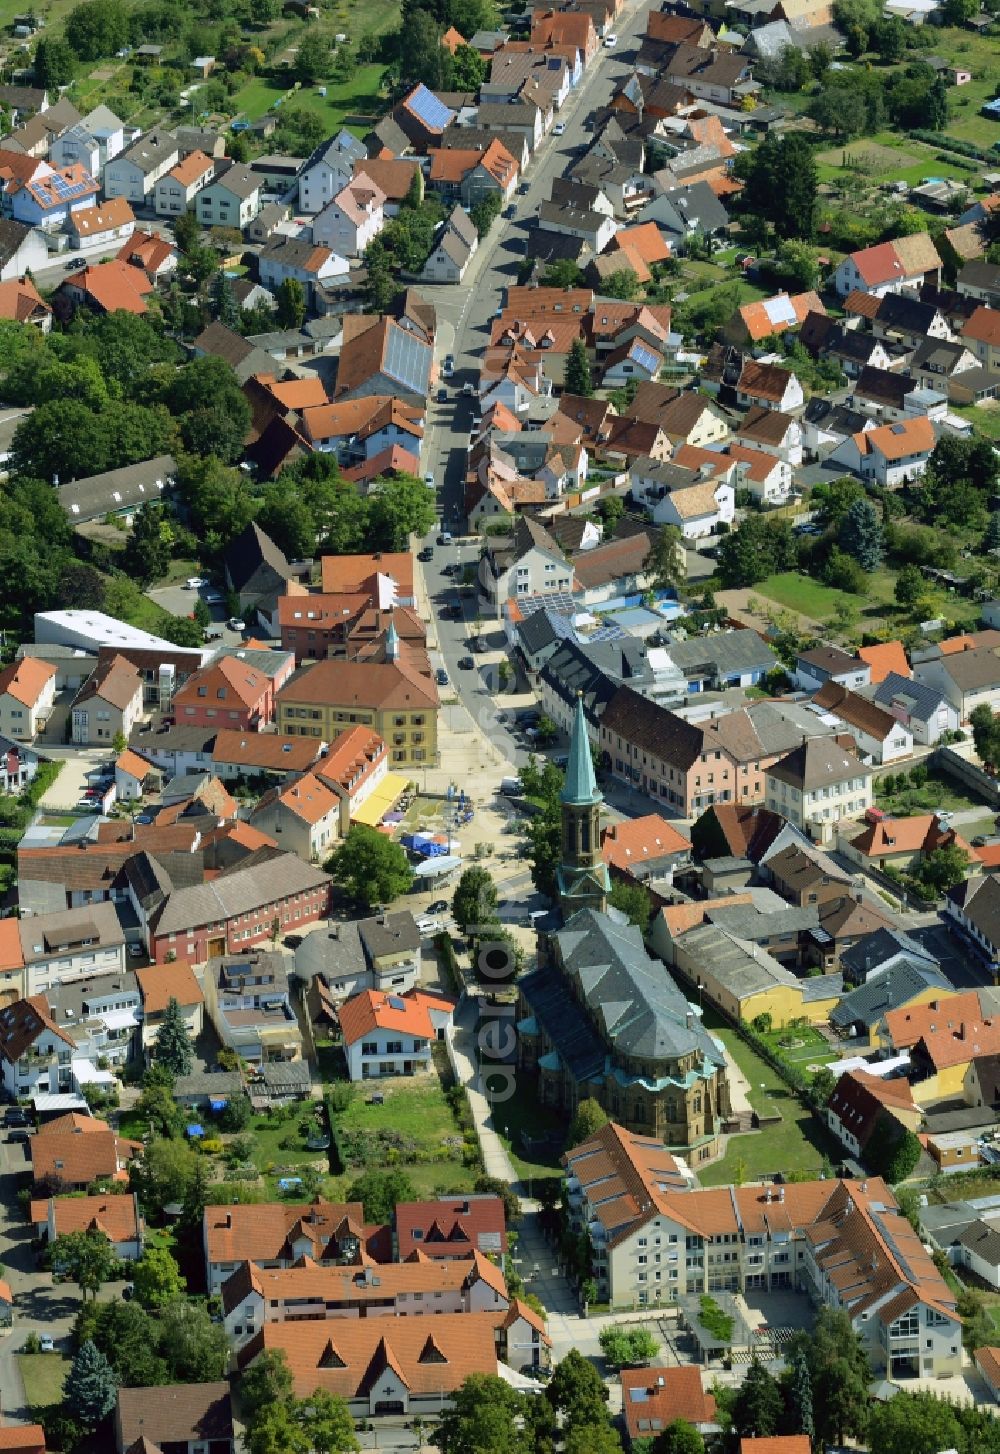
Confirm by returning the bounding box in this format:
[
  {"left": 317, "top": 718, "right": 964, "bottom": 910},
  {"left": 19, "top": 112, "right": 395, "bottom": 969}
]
[
  {"left": 256, "top": 481, "right": 316, "bottom": 560},
  {"left": 366, "top": 471, "right": 437, "bottom": 549},
  {"left": 132, "top": 1135, "right": 199, "bottom": 1215},
  {"left": 327, "top": 824, "right": 414, "bottom": 907},
  {"left": 717, "top": 515, "right": 796, "bottom": 588},
  {"left": 651, "top": 1422, "right": 704, "bottom": 1454},
  {"left": 609, "top": 880, "right": 653, "bottom": 933},
  {"left": 984, "top": 511, "right": 1000, "bottom": 553},
  {"left": 174, "top": 209, "right": 201, "bottom": 254},
  {"left": 65, "top": 0, "right": 129, "bottom": 59},
  {"left": 345, "top": 1167, "right": 416, "bottom": 1223},
  {"left": 599, "top": 1326, "right": 660, "bottom": 1367},
  {"left": 785, "top": 1344, "right": 814, "bottom": 1441},
  {"left": 275, "top": 277, "right": 307, "bottom": 329},
  {"left": 294, "top": 27, "right": 330, "bottom": 82},
  {"left": 452, "top": 865, "right": 498, "bottom": 934},
  {"left": 644, "top": 524, "right": 685, "bottom": 595},
  {"left": 597, "top": 496, "right": 624, "bottom": 538},
  {"left": 471, "top": 193, "right": 502, "bottom": 239},
  {"left": 894, "top": 562, "right": 925, "bottom": 611},
  {"left": 132, "top": 1246, "right": 185, "bottom": 1308},
  {"left": 73, "top": 1299, "right": 169, "bottom": 1387},
  {"left": 212, "top": 269, "right": 240, "bottom": 329},
  {"left": 158, "top": 1298, "right": 229, "bottom": 1382},
  {"left": 51, "top": 1229, "right": 121, "bottom": 1300},
  {"left": 732, "top": 1359, "right": 782, "bottom": 1438},
  {"left": 174, "top": 455, "right": 255, "bottom": 548},
  {"left": 800, "top": 1306, "right": 870, "bottom": 1447},
  {"left": 474, "top": 1173, "right": 521, "bottom": 1224},
  {"left": 563, "top": 1425, "right": 622, "bottom": 1454},
  {"left": 435, "top": 1373, "right": 534, "bottom": 1454},
  {"left": 241, "top": 1348, "right": 296, "bottom": 1418},
  {"left": 733, "top": 133, "right": 818, "bottom": 240},
  {"left": 161, "top": 614, "right": 204, "bottom": 648},
  {"left": 971, "top": 703, "right": 1000, "bottom": 771},
  {"left": 402, "top": 8, "right": 452, "bottom": 88},
  {"left": 568, "top": 1097, "right": 608, "bottom": 1148},
  {"left": 124, "top": 506, "right": 171, "bottom": 586},
  {"left": 868, "top": 1391, "right": 963, "bottom": 1454},
  {"left": 543, "top": 258, "right": 585, "bottom": 290},
  {"left": 912, "top": 843, "right": 970, "bottom": 896},
  {"left": 547, "top": 1348, "right": 609, "bottom": 1428},
  {"left": 64, "top": 1340, "right": 117, "bottom": 1428},
  {"left": 838, "top": 496, "right": 882, "bottom": 571},
  {"left": 34, "top": 35, "right": 75, "bottom": 87},
  {"left": 299, "top": 1390, "right": 359, "bottom": 1454},
  {"left": 565, "top": 338, "right": 593, "bottom": 398}
]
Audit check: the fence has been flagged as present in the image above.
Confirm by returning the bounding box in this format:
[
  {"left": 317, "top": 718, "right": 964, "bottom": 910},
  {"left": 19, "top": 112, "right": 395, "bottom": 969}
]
[{"left": 932, "top": 745, "right": 1000, "bottom": 809}]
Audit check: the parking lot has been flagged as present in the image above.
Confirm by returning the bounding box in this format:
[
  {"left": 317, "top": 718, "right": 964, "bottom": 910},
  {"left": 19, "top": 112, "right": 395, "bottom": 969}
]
[{"left": 37, "top": 748, "right": 113, "bottom": 813}]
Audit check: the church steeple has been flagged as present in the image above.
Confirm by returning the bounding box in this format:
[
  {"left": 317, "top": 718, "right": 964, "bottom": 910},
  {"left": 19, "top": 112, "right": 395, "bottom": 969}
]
[{"left": 557, "top": 695, "right": 610, "bottom": 917}]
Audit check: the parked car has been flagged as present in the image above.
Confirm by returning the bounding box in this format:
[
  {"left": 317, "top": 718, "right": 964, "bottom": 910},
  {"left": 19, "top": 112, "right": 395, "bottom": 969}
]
[
  {"left": 428, "top": 899, "right": 449, "bottom": 912},
  {"left": 185, "top": 577, "right": 207, "bottom": 590},
  {"left": 228, "top": 617, "right": 246, "bottom": 632},
  {"left": 127, "top": 944, "right": 144, "bottom": 959},
  {"left": 435, "top": 668, "right": 449, "bottom": 685},
  {"left": 553, "top": 121, "right": 566, "bottom": 136},
  {"left": 39, "top": 1336, "right": 55, "bottom": 1352},
  {"left": 604, "top": 30, "right": 618, "bottom": 45},
  {"left": 442, "top": 356, "right": 454, "bottom": 377},
  {"left": 458, "top": 656, "right": 474, "bottom": 670},
  {"left": 424, "top": 472, "right": 436, "bottom": 489},
  {"left": 416, "top": 917, "right": 442, "bottom": 935},
  {"left": 437, "top": 388, "right": 448, "bottom": 402},
  {"left": 437, "top": 532, "right": 453, "bottom": 545}
]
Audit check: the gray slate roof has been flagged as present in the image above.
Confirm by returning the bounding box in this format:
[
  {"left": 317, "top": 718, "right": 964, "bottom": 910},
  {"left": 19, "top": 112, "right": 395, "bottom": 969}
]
[
  {"left": 150, "top": 849, "right": 330, "bottom": 937},
  {"left": 830, "top": 959, "right": 951, "bottom": 1032},
  {"left": 555, "top": 907, "right": 725, "bottom": 1067},
  {"left": 667, "top": 629, "right": 777, "bottom": 681},
  {"left": 872, "top": 671, "right": 953, "bottom": 724},
  {"left": 839, "top": 927, "right": 939, "bottom": 982}
]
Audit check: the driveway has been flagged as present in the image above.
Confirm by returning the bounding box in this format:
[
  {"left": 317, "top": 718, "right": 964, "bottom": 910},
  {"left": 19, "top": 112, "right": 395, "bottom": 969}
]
[
  {"left": 146, "top": 584, "right": 246, "bottom": 651},
  {"left": 36, "top": 747, "right": 113, "bottom": 812},
  {"left": 0, "top": 1134, "right": 83, "bottom": 1423}
]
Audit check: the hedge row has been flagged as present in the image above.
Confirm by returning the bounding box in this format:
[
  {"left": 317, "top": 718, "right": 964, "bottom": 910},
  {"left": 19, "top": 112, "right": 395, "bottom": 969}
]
[{"left": 911, "top": 129, "right": 994, "bottom": 162}]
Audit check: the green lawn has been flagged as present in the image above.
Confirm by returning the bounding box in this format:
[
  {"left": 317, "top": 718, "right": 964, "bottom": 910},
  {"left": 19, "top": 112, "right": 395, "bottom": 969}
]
[
  {"left": 698, "top": 1011, "right": 841, "bottom": 1188},
  {"left": 875, "top": 767, "right": 989, "bottom": 816},
  {"left": 330, "top": 1069, "right": 478, "bottom": 1199},
  {"left": 955, "top": 403, "right": 1000, "bottom": 440},
  {"left": 754, "top": 572, "right": 863, "bottom": 621},
  {"left": 759, "top": 1024, "right": 838, "bottom": 1079},
  {"left": 489, "top": 1077, "right": 566, "bottom": 1193},
  {"left": 18, "top": 1353, "right": 69, "bottom": 1412},
  {"left": 231, "top": 66, "right": 387, "bottom": 137}
]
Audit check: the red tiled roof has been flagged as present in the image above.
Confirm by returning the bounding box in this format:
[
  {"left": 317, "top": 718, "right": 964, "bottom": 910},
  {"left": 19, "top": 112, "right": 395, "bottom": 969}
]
[
  {"left": 337, "top": 988, "right": 455, "bottom": 1046},
  {"left": 621, "top": 1367, "right": 716, "bottom": 1441},
  {"left": 857, "top": 640, "right": 909, "bottom": 683},
  {"left": 395, "top": 1196, "right": 507, "bottom": 1259}
]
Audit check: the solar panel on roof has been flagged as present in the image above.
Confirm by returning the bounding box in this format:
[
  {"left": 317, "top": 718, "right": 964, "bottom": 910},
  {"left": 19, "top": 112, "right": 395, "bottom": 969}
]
[
  {"left": 385, "top": 325, "right": 430, "bottom": 395},
  {"left": 763, "top": 294, "right": 797, "bottom": 327},
  {"left": 632, "top": 344, "right": 660, "bottom": 373},
  {"left": 407, "top": 84, "right": 455, "bottom": 132}
]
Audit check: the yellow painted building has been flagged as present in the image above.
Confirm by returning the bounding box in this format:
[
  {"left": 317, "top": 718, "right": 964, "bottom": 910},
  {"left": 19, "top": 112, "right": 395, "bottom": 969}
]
[
  {"left": 669, "top": 923, "right": 840, "bottom": 1030},
  {"left": 276, "top": 660, "right": 439, "bottom": 770}
]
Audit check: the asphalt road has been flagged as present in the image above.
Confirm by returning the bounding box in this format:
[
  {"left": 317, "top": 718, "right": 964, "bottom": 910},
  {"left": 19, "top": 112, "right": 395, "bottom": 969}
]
[{"left": 414, "top": 10, "right": 653, "bottom": 757}]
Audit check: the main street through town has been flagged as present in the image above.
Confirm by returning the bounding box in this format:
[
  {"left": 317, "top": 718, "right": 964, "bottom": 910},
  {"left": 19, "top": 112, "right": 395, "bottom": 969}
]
[{"left": 415, "top": 8, "right": 652, "bottom": 763}]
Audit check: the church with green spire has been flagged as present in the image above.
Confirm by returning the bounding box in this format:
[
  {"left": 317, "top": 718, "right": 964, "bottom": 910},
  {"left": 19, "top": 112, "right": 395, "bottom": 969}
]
[{"left": 556, "top": 695, "right": 611, "bottom": 917}]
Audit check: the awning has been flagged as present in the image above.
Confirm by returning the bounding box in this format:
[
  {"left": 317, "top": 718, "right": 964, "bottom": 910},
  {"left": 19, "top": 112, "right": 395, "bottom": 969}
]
[
  {"left": 350, "top": 771, "right": 410, "bottom": 828},
  {"left": 99, "top": 1008, "right": 140, "bottom": 1031},
  {"left": 186, "top": 1123, "right": 204, "bottom": 1138},
  {"left": 71, "top": 1059, "right": 115, "bottom": 1087},
  {"left": 413, "top": 854, "right": 463, "bottom": 877},
  {"left": 209, "top": 1097, "right": 228, "bottom": 1111}
]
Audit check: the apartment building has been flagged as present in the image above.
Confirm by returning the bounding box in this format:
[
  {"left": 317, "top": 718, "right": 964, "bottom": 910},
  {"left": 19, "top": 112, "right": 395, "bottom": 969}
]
[
  {"left": 277, "top": 660, "right": 438, "bottom": 769},
  {"left": 765, "top": 739, "right": 873, "bottom": 845},
  {"left": 563, "top": 1121, "right": 961, "bottom": 1378}
]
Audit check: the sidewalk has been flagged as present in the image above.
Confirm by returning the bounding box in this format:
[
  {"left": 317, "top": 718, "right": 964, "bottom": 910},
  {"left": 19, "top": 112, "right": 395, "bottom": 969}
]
[{"left": 449, "top": 996, "right": 520, "bottom": 1187}]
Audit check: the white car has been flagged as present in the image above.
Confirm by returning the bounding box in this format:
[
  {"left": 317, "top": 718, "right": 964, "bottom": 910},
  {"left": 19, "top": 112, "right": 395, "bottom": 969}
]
[
  {"left": 39, "top": 1336, "right": 55, "bottom": 1352},
  {"left": 604, "top": 31, "right": 618, "bottom": 45},
  {"left": 424, "top": 472, "right": 436, "bottom": 489},
  {"left": 228, "top": 617, "right": 246, "bottom": 632},
  {"left": 416, "top": 917, "right": 442, "bottom": 935},
  {"left": 553, "top": 121, "right": 566, "bottom": 136},
  {"left": 185, "top": 577, "right": 207, "bottom": 590}
]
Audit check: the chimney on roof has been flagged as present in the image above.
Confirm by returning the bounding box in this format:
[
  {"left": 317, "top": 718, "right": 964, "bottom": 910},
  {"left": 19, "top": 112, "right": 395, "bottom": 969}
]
[{"left": 224, "top": 1212, "right": 232, "bottom": 1228}]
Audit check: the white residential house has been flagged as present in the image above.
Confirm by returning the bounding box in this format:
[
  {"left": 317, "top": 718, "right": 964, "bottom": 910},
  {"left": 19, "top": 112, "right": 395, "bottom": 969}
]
[
  {"left": 0, "top": 657, "right": 56, "bottom": 742},
  {"left": 103, "top": 129, "right": 179, "bottom": 202},
  {"left": 153, "top": 150, "right": 215, "bottom": 216},
  {"left": 479, "top": 515, "right": 574, "bottom": 617},
  {"left": 195, "top": 163, "right": 262, "bottom": 228},
  {"left": 871, "top": 673, "right": 960, "bottom": 747},
  {"left": 339, "top": 988, "right": 455, "bottom": 1081},
  {"left": 735, "top": 361, "right": 804, "bottom": 413},
  {"left": 257, "top": 237, "right": 348, "bottom": 303},
  {"left": 81, "top": 105, "right": 125, "bottom": 166},
  {"left": 0, "top": 997, "right": 76, "bottom": 1100},
  {"left": 829, "top": 416, "right": 935, "bottom": 490},
  {"left": 311, "top": 177, "right": 386, "bottom": 258},
  {"left": 734, "top": 407, "right": 803, "bottom": 467},
  {"left": 19, "top": 902, "right": 128, "bottom": 998},
  {"left": 297, "top": 130, "right": 367, "bottom": 214},
  {"left": 765, "top": 738, "right": 874, "bottom": 845},
  {"left": 812, "top": 683, "right": 913, "bottom": 765},
  {"left": 49, "top": 126, "right": 101, "bottom": 177},
  {"left": 629, "top": 455, "right": 734, "bottom": 536},
  {"left": 728, "top": 446, "right": 793, "bottom": 504}
]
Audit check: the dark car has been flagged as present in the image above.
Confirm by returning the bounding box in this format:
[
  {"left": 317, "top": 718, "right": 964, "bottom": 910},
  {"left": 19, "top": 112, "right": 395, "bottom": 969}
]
[
  {"left": 4, "top": 1109, "right": 27, "bottom": 1127},
  {"left": 429, "top": 899, "right": 449, "bottom": 912},
  {"left": 435, "top": 668, "right": 449, "bottom": 685},
  {"left": 437, "top": 388, "right": 447, "bottom": 402},
  {"left": 516, "top": 708, "right": 541, "bottom": 725},
  {"left": 458, "top": 656, "right": 474, "bottom": 670},
  {"left": 7, "top": 1129, "right": 31, "bottom": 1143},
  {"left": 284, "top": 934, "right": 303, "bottom": 949},
  {"left": 418, "top": 547, "right": 433, "bottom": 562}
]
